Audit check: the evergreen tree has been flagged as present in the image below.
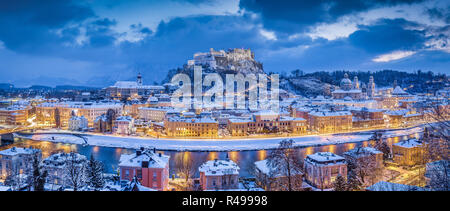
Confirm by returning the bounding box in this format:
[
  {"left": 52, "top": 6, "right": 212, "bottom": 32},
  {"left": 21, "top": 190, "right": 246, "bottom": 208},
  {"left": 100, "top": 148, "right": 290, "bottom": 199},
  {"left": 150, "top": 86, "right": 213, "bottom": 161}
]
[
  {"left": 333, "top": 174, "right": 347, "bottom": 191},
  {"left": 32, "top": 153, "right": 47, "bottom": 191},
  {"left": 372, "top": 132, "right": 391, "bottom": 161},
  {"left": 86, "top": 154, "right": 105, "bottom": 190},
  {"left": 347, "top": 171, "right": 363, "bottom": 191}
]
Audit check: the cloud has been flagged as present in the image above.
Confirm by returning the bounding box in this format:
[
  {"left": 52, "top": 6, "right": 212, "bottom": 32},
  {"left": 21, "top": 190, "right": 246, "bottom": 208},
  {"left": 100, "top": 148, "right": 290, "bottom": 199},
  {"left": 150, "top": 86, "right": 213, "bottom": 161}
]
[
  {"left": 372, "top": 50, "right": 416, "bottom": 62},
  {"left": 349, "top": 19, "right": 426, "bottom": 53},
  {"left": 0, "top": 0, "right": 95, "bottom": 51},
  {"left": 239, "top": 0, "right": 425, "bottom": 34}
]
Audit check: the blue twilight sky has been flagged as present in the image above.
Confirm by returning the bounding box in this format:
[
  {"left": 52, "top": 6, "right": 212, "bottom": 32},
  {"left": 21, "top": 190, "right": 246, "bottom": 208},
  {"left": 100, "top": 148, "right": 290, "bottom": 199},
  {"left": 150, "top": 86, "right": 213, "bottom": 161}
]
[{"left": 0, "top": 0, "right": 449, "bottom": 87}]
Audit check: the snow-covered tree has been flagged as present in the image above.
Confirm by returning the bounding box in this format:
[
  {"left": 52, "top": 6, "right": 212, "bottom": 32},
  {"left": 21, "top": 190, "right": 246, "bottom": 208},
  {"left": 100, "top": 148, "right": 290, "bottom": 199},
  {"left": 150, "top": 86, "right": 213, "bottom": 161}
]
[
  {"left": 333, "top": 174, "right": 347, "bottom": 191},
  {"left": 175, "top": 153, "right": 196, "bottom": 191},
  {"left": 86, "top": 154, "right": 105, "bottom": 190},
  {"left": 64, "top": 152, "right": 87, "bottom": 191},
  {"left": 372, "top": 132, "right": 391, "bottom": 161},
  {"left": 32, "top": 153, "right": 47, "bottom": 191},
  {"left": 346, "top": 149, "right": 383, "bottom": 187},
  {"left": 266, "top": 139, "right": 303, "bottom": 191}
]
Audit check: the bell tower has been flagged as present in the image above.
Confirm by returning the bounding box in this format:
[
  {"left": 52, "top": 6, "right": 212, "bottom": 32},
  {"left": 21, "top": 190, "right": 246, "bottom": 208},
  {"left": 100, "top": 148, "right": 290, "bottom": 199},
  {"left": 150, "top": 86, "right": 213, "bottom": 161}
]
[{"left": 137, "top": 73, "right": 143, "bottom": 86}]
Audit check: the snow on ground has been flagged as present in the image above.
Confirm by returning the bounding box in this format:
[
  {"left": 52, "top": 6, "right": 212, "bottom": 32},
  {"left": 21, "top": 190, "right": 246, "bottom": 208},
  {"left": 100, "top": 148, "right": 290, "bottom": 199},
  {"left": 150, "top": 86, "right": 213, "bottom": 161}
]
[{"left": 14, "top": 126, "right": 422, "bottom": 152}]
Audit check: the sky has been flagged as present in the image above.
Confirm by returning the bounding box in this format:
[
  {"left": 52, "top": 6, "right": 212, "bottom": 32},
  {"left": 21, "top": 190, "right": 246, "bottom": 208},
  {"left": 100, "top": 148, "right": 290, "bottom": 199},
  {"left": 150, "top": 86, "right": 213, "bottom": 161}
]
[{"left": 0, "top": 0, "right": 449, "bottom": 87}]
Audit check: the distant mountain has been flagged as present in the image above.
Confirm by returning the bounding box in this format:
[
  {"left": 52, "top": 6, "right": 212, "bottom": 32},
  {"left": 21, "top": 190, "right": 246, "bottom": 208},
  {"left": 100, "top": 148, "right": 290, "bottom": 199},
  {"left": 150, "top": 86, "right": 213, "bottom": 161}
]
[
  {"left": 28, "top": 85, "right": 53, "bottom": 90},
  {"left": 0, "top": 83, "right": 14, "bottom": 90},
  {"left": 55, "top": 85, "right": 100, "bottom": 91}
]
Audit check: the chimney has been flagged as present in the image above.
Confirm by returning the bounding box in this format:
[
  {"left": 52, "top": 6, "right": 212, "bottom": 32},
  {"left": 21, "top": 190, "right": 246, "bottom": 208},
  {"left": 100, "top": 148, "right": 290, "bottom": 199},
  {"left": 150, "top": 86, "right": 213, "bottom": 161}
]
[{"left": 153, "top": 148, "right": 156, "bottom": 153}]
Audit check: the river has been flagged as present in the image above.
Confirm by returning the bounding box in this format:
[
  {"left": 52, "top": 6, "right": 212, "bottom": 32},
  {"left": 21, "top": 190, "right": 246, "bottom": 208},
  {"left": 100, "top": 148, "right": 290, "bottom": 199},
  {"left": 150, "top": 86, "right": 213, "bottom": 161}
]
[{"left": 0, "top": 132, "right": 420, "bottom": 178}]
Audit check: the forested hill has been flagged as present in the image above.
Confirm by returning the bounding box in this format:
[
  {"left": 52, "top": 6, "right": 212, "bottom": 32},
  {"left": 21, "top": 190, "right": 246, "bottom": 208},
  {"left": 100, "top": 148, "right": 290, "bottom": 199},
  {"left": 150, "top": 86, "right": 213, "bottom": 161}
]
[{"left": 279, "top": 69, "right": 448, "bottom": 97}]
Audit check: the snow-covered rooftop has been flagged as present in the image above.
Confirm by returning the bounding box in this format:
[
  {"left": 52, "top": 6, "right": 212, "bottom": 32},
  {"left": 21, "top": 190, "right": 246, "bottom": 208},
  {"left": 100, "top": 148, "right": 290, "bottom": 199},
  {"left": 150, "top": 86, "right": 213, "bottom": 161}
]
[
  {"left": 393, "top": 139, "right": 424, "bottom": 148},
  {"left": 306, "top": 152, "right": 345, "bottom": 164},
  {"left": 119, "top": 149, "right": 169, "bottom": 169},
  {"left": 0, "top": 147, "right": 40, "bottom": 156},
  {"left": 199, "top": 159, "right": 240, "bottom": 176},
  {"left": 392, "top": 86, "right": 408, "bottom": 95},
  {"left": 344, "top": 147, "right": 382, "bottom": 158},
  {"left": 42, "top": 152, "right": 87, "bottom": 168},
  {"left": 308, "top": 110, "right": 352, "bottom": 117},
  {"left": 255, "top": 159, "right": 302, "bottom": 177}
]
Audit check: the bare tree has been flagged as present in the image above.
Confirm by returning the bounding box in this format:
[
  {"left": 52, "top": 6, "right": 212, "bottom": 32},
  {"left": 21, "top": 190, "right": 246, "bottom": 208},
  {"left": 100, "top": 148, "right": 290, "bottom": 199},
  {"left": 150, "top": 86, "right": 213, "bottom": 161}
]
[
  {"left": 422, "top": 104, "right": 449, "bottom": 189},
  {"left": 266, "top": 139, "right": 303, "bottom": 191},
  {"left": 346, "top": 150, "right": 383, "bottom": 187},
  {"left": 175, "top": 154, "right": 196, "bottom": 191},
  {"left": 64, "top": 152, "right": 87, "bottom": 191}
]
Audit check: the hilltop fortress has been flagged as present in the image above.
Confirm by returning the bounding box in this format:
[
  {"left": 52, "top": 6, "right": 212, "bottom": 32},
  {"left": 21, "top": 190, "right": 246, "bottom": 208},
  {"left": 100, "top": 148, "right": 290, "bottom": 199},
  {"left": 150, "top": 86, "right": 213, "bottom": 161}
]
[{"left": 187, "top": 48, "right": 264, "bottom": 74}]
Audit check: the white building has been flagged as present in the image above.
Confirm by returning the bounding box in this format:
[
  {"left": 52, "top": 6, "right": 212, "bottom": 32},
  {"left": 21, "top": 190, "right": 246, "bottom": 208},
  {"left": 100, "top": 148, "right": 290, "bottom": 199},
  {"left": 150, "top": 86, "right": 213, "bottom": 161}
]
[
  {"left": 0, "top": 147, "right": 41, "bottom": 180},
  {"left": 114, "top": 116, "right": 135, "bottom": 135},
  {"left": 41, "top": 152, "right": 87, "bottom": 187},
  {"left": 68, "top": 115, "right": 88, "bottom": 131}
]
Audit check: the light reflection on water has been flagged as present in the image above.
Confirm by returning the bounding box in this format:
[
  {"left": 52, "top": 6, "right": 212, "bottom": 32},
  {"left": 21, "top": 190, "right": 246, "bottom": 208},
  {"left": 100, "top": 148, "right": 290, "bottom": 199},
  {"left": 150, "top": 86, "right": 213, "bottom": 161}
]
[{"left": 1, "top": 133, "right": 420, "bottom": 178}]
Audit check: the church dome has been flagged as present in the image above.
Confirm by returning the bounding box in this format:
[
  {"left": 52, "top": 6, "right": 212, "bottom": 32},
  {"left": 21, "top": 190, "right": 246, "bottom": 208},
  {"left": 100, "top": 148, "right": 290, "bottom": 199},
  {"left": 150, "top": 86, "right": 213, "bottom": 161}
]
[{"left": 340, "top": 73, "right": 353, "bottom": 91}]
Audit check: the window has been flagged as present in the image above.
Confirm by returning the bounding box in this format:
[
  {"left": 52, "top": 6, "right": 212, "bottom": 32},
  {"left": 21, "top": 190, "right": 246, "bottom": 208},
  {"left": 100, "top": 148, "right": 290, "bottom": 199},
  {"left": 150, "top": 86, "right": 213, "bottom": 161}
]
[
  {"left": 137, "top": 169, "right": 142, "bottom": 179},
  {"left": 125, "top": 169, "right": 130, "bottom": 177},
  {"left": 153, "top": 172, "right": 157, "bottom": 182}
]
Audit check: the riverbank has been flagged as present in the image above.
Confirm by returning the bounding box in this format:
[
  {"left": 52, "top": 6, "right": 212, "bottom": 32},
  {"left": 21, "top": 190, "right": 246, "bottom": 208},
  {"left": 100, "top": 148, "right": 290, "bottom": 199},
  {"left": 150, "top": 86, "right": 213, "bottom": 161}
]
[{"left": 14, "top": 126, "right": 423, "bottom": 152}]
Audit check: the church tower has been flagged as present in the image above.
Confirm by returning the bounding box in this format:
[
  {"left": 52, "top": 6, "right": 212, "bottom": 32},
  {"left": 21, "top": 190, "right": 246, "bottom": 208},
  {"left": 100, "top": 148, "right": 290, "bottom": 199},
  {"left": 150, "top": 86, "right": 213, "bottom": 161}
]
[
  {"left": 367, "top": 75, "right": 375, "bottom": 98},
  {"left": 353, "top": 76, "right": 360, "bottom": 90},
  {"left": 137, "top": 73, "right": 143, "bottom": 86}
]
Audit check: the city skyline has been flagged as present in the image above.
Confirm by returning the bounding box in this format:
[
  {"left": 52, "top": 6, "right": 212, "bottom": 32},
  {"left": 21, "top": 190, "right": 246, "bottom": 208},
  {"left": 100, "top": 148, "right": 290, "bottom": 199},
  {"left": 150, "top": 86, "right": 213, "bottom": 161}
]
[{"left": 1, "top": 0, "right": 449, "bottom": 87}]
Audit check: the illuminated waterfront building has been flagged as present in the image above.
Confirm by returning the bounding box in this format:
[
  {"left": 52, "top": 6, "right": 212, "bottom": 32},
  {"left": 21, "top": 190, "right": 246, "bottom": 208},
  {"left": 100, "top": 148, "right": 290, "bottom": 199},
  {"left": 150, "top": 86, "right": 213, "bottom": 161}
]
[
  {"left": 227, "top": 111, "right": 307, "bottom": 136},
  {"left": 164, "top": 117, "right": 218, "bottom": 138},
  {"left": 350, "top": 107, "right": 385, "bottom": 129},
  {"left": 35, "top": 102, "right": 123, "bottom": 129},
  {"left": 308, "top": 110, "right": 352, "bottom": 133},
  {"left": 0, "top": 105, "right": 30, "bottom": 126}
]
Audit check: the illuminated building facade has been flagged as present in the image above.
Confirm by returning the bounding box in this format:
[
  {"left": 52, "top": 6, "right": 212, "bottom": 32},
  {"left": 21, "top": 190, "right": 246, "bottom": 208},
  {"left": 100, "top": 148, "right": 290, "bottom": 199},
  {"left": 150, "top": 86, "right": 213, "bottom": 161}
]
[
  {"left": 164, "top": 117, "right": 218, "bottom": 138},
  {"left": 308, "top": 110, "right": 352, "bottom": 133},
  {"left": 304, "top": 152, "right": 347, "bottom": 189}
]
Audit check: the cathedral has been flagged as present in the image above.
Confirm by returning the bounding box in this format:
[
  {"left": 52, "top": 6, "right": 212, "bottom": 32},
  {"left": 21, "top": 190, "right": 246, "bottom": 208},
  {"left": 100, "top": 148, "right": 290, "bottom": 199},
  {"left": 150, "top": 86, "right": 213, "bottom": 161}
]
[{"left": 332, "top": 73, "right": 376, "bottom": 100}]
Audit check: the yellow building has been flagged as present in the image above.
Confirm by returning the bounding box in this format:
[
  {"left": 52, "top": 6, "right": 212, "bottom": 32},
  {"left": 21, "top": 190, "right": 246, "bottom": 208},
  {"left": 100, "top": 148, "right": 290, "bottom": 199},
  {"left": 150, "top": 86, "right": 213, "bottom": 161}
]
[
  {"left": 36, "top": 102, "right": 123, "bottom": 129},
  {"left": 392, "top": 139, "right": 426, "bottom": 166},
  {"left": 227, "top": 112, "right": 307, "bottom": 137},
  {"left": 164, "top": 117, "right": 218, "bottom": 138},
  {"left": 308, "top": 110, "right": 352, "bottom": 133},
  {"left": 0, "top": 106, "right": 30, "bottom": 126}
]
